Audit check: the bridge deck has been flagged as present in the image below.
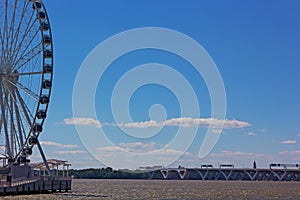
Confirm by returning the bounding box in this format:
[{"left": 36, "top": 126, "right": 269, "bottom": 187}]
[{"left": 149, "top": 168, "right": 300, "bottom": 181}]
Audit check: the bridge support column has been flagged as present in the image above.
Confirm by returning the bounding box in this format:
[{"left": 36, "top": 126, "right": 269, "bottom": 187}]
[
  {"left": 160, "top": 170, "right": 168, "bottom": 179},
  {"left": 176, "top": 169, "right": 187, "bottom": 180}
]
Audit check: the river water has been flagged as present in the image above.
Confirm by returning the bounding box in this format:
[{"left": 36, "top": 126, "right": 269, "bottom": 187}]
[{"left": 1, "top": 179, "right": 300, "bottom": 199}]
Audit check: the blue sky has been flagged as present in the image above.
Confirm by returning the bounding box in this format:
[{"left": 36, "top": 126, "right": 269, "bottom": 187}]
[{"left": 32, "top": 0, "right": 300, "bottom": 169}]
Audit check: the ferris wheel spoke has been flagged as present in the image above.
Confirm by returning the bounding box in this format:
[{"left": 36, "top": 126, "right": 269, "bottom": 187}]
[
  {"left": 8, "top": 0, "right": 29, "bottom": 64},
  {"left": 13, "top": 96, "right": 24, "bottom": 146},
  {"left": 0, "top": 87, "right": 9, "bottom": 134},
  {"left": 15, "top": 88, "right": 34, "bottom": 128},
  {"left": 0, "top": 85, "right": 11, "bottom": 157},
  {"left": 3, "top": 0, "right": 9, "bottom": 64},
  {"left": 0, "top": 31, "right": 5, "bottom": 65},
  {"left": 10, "top": 14, "right": 38, "bottom": 66},
  {"left": 11, "top": 90, "right": 27, "bottom": 150},
  {"left": 12, "top": 98, "right": 34, "bottom": 156},
  {"left": 7, "top": 0, "right": 19, "bottom": 58},
  {"left": 6, "top": 79, "right": 40, "bottom": 102},
  {"left": 2, "top": 71, "right": 43, "bottom": 77},
  {"left": 0, "top": 4, "right": 7, "bottom": 64},
  {"left": 8, "top": 95, "right": 17, "bottom": 157},
  {"left": 12, "top": 119, "right": 22, "bottom": 158},
  {"left": 16, "top": 116, "right": 28, "bottom": 156},
  {"left": 0, "top": 30, "right": 7, "bottom": 65},
  {"left": 7, "top": 86, "right": 25, "bottom": 148},
  {"left": 16, "top": 71, "right": 43, "bottom": 76},
  {"left": 4, "top": 86, "right": 19, "bottom": 157},
  {"left": 11, "top": 5, "right": 36, "bottom": 48},
  {"left": 13, "top": 41, "right": 42, "bottom": 71},
  {"left": 11, "top": 27, "right": 41, "bottom": 68},
  {"left": 14, "top": 25, "right": 40, "bottom": 58}
]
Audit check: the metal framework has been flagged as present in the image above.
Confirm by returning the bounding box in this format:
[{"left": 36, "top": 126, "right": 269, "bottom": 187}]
[
  {"left": 31, "top": 159, "right": 71, "bottom": 177},
  {"left": 0, "top": 0, "right": 53, "bottom": 168}
]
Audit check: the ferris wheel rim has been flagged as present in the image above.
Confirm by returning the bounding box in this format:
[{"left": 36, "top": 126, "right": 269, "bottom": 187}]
[{"left": 0, "top": 0, "right": 54, "bottom": 163}]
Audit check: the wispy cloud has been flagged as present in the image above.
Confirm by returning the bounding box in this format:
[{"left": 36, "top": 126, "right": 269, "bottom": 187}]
[
  {"left": 118, "top": 120, "right": 159, "bottom": 128},
  {"left": 298, "top": 134, "right": 300, "bottom": 137},
  {"left": 157, "top": 149, "right": 192, "bottom": 156},
  {"left": 53, "top": 150, "right": 86, "bottom": 155},
  {"left": 211, "top": 129, "right": 223, "bottom": 134},
  {"left": 281, "top": 140, "right": 297, "bottom": 144},
  {"left": 211, "top": 150, "right": 264, "bottom": 158},
  {"left": 63, "top": 117, "right": 250, "bottom": 129},
  {"left": 247, "top": 132, "right": 256, "bottom": 136},
  {"left": 279, "top": 150, "right": 300, "bottom": 155},
  {"left": 118, "top": 142, "right": 157, "bottom": 151},
  {"left": 95, "top": 142, "right": 190, "bottom": 156},
  {"left": 64, "top": 118, "right": 102, "bottom": 128},
  {"left": 259, "top": 129, "right": 267, "bottom": 133},
  {"left": 40, "top": 141, "right": 78, "bottom": 149},
  {"left": 96, "top": 142, "right": 158, "bottom": 154}
]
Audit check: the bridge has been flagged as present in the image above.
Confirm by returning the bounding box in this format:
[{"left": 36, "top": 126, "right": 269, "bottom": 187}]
[{"left": 148, "top": 164, "right": 300, "bottom": 181}]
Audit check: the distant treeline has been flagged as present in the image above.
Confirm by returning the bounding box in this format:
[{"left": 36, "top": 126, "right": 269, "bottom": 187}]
[{"left": 68, "top": 167, "right": 149, "bottom": 179}]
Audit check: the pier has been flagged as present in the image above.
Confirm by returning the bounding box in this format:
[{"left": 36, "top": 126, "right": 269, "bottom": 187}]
[
  {"left": 0, "top": 176, "right": 71, "bottom": 195},
  {"left": 0, "top": 159, "right": 72, "bottom": 195}
]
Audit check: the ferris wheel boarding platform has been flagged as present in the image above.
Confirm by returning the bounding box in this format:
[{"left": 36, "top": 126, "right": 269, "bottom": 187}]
[{"left": 0, "top": 159, "right": 72, "bottom": 195}]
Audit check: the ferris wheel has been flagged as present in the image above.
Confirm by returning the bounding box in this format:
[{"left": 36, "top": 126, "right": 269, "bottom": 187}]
[{"left": 0, "top": 0, "right": 53, "bottom": 166}]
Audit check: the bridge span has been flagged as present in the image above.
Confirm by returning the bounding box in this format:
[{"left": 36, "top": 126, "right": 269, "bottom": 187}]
[{"left": 148, "top": 167, "right": 300, "bottom": 181}]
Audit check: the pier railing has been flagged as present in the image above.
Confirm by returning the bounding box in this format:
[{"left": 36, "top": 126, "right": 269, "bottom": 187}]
[
  {"left": 0, "top": 175, "right": 72, "bottom": 188},
  {"left": 0, "top": 177, "right": 38, "bottom": 187}
]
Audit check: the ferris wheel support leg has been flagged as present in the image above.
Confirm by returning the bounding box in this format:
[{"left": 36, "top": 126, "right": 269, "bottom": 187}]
[{"left": 36, "top": 139, "right": 52, "bottom": 176}]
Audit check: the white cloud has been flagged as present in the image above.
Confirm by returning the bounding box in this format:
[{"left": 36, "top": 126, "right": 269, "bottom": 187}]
[
  {"left": 64, "top": 118, "right": 102, "bottom": 128},
  {"left": 247, "top": 132, "right": 256, "bottom": 136},
  {"left": 53, "top": 150, "right": 86, "bottom": 155},
  {"left": 120, "top": 118, "right": 250, "bottom": 129},
  {"left": 64, "top": 117, "right": 250, "bottom": 130},
  {"left": 40, "top": 141, "right": 78, "bottom": 149},
  {"left": 281, "top": 140, "right": 297, "bottom": 144},
  {"left": 259, "top": 129, "right": 267, "bottom": 132},
  {"left": 297, "top": 134, "right": 300, "bottom": 137}
]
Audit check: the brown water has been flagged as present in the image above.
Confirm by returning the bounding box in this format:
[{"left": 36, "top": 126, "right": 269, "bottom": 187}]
[{"left": 1, "top": 179, "right": 300, "bottom": 199}]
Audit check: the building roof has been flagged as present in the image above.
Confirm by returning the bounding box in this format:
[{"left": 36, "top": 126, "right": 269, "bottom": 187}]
[{"left": 31, "top": 159, "right": 71, "bottom": 170}]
